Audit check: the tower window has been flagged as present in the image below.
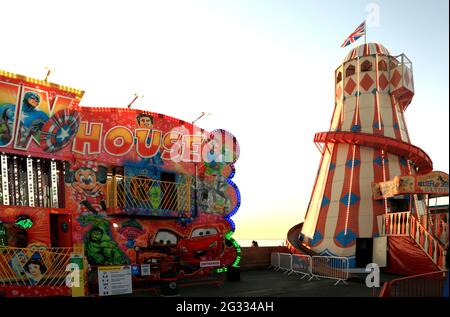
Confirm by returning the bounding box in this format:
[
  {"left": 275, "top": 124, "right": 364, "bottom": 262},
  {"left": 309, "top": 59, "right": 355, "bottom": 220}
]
[
  {"left": 361, "top": 60, "right": 372, "bottom": 72},
  {"left": 345, "top": 65, "right": 355, "bottom": 77},
  {"left": 336, "top": 72, "right": 342, "bottom": 84},
  {"left": 389, "top": 58, "right": 399, "bottom": 70},
  {"left": 378, "top": 60, "right": 388, "bottom": 71}
]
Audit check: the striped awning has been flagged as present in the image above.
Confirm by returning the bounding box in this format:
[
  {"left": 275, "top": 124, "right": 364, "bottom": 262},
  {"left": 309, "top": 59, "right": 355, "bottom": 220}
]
[{"left": 343, "top": 43, "right": 391, "bottom": 62}]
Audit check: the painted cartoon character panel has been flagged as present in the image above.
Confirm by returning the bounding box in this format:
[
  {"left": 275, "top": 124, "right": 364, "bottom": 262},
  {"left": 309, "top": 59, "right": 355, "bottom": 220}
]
[
  {"left": 9, "top": 251, "right": 29, "bottom": 278},
  {"left": 134, "top": 113, "right": 164, "bottom": 166},
  {"left": 0, "top": 80, "right": 19, "bottom": 146},
  {"left": 197, "top": 175, "right": 237, "bottom": 216},
  {"left": 7, "top": 243, "right": 50, "bottom": 285},
  {"left": 118, "top": 219, "right": 146, "bottom": 249},
  {"left": 137, "top": 228, "right": 182, "bottom": 277},
  {"left": 65, "top": 161, "right": 107, "bottom": 215},
  {"left": 101, "top": 216, "right": 236, "bottom": 278},
  {"left": 15, "top": 91, "right": 49, "bottom": 149},
  {"left": 178, "top": 225, "right": 224, "bottom": 274},
  {"left": 78, "top": 214, "right": 129, "bottom": 265},
  {"left": 0, "top": 76, "right": 82, "bottom": 157},
  {"left": 23, "top": 252, "right": 47, "bottom": 285},
  {"left": 0, "top": 103, "right": 15, "bottom": 146}
]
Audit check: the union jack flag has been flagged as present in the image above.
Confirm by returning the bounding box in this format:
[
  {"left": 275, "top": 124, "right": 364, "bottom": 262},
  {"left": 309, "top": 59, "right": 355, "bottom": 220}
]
[{"left": 341, "top": 21, "right": 366, "bottom": 48}]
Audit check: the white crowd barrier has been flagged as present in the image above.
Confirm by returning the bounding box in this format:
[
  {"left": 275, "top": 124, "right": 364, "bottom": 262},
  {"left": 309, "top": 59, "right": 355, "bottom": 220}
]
[
  {"left": 270, "top": 252, "right": 280, "bottom": 270},
  {"left": 279, "top": 253, "right": 293, "bottom": 274},
  {"left": 269, "top": 252, "right": 349, "bottom": 285},
  {"left": 311, "top": 256, "right": 349, "bottom": 285},
  {"left": 291, "top": 254, "right": 312, "bottom": 279}
]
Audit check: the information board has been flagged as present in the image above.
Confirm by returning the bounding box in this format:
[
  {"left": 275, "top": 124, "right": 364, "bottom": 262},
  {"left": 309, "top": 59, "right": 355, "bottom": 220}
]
[
  {"left": 98, "top": 265, "right": 133, "bottom": 296},
  {"left": 141, "top": 264, "right": 151, "bottom": 276}
]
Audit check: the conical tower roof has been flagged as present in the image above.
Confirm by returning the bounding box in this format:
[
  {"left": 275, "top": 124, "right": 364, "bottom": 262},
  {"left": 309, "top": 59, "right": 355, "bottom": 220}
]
[{"left": 343, "top": 42, "right": 392, "bottom": 62}]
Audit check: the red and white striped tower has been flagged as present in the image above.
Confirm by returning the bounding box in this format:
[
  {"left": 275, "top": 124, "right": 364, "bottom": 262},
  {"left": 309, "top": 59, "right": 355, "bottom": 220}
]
[{"left": 300, "top": 43, "right": 432, "bottom": 266}]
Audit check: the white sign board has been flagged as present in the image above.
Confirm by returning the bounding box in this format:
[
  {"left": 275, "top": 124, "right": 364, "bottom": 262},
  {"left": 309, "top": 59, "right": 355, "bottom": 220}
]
[
  {"left": 141, "top": 264, "right": 151, "bottom": 276},
  {"left": 200, "top": 260, "right": 221, "bottom": 268},
  {"left": 98, "top": 265, "right": 133, "bottom": 296}
]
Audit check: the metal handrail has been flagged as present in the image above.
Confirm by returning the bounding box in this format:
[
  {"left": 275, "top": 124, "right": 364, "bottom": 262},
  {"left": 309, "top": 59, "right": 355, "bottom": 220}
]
[
  {"left": 379, "top": 270, "right": 447, "bottom": 297},
  {"left": 0, "top": 246, "right": 73, "bottom": 286},
  {"left": 410, "top": 216, "right": 446, "bottom": 270},
  {"left": 107, "top": 175, "right": 192, "bottom": 214}
]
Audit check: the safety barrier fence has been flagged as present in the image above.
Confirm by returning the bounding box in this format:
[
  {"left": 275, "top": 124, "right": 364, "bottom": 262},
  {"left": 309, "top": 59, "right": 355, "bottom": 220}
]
[
  {"left": 291, "top": 254, "right": 313, "bottom": 279},
  {"left": 269, "top": 253, "right": 348, "bottom": 284},
  {"left": 278, "top": 253, "right": 293, "bottom": 274},
  {"left": 0, "top": 246, "right": 73, "bottom": 287},
  {"left": 269, "top": 252, "right": 280, "bottom": 271},
  {"left": 311, "top": 256, "right": 349, "bottom": 285},
  {"left": 379, "top": 270, "right": 448, "bottom": 297}
]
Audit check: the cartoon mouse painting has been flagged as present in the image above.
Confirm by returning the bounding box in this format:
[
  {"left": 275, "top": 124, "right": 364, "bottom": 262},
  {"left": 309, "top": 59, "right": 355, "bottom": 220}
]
[{"left": 65, "top": 161, "right": 107, "bottom": 215}]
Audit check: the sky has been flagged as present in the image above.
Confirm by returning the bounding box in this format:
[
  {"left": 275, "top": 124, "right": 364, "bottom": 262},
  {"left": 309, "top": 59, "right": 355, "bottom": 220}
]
[{"left": 1, "top": 0, "right": 448, "bottom": 241}]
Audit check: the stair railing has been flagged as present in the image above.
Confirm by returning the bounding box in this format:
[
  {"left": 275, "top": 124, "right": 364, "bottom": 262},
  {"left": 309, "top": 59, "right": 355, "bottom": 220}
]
[{"left": 409, "top": 215, "right": 446, "bottom": 270}]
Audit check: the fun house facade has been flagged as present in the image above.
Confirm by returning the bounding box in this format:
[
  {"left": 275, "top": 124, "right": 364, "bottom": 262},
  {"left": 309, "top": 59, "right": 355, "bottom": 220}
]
[{"left": 0, "top": 70, "right": 241, "bottom": 297}]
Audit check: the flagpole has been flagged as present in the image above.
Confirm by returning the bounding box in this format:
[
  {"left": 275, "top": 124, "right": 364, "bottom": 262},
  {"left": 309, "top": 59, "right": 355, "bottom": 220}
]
[{"left": 364, "top": 20, "right": 367, "bottom": 44}]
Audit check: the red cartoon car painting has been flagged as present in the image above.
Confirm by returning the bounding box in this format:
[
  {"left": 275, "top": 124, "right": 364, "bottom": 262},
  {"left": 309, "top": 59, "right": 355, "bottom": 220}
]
[
  {"left": 136, "top": 229, "right": 181, "bottom": 278},
  {"left": 178, "top": 226, "right": 224, "bottom": 274}
]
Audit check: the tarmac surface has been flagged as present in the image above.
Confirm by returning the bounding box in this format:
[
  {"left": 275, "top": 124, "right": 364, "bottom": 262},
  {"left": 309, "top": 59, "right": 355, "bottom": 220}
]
[{"left": 121, "top": 268, "right": 401, "bottom": 297}]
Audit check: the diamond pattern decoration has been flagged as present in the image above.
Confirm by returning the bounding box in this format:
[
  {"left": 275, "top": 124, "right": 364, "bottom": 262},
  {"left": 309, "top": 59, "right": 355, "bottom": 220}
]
[
  {"left": 374, "top": 155, "right": 382, "bottom": 166},
  {"left": 340, "top": 192, "right": 360, "bottom": 206},
  {"left": 391, "top": 69, "right": 401, "bottom": 87},
  {"left": 374, "top": 155, "right": 389, "bottom": 166},
  {"left": 329, "top": 162, "right": 336, "bottom": 171},
  {"left": 309, "top": 230, "right": 323, "bottom": 247},
  {"left": 335, "top": 229, "right": 357, "bottom": 247},
  {"left": 351, "top": 124, "right": 361, "bottom": 132},
  {"left": 321, "top": 196, "right": 330, "bottom": 208},
  {"left": 346, "top": 159, "right": 361, "bottom": 168},
  {"left": 379, "top": 73, "right": 389, "bottom": 90},
  {"left": 393, "top": 122, "right": 399, "bottom": 130},
  {"left": 360, "top": 74, "right": 374, "bottom": 91},
  {"left": 344, "top": 78, "right": 356, "bottom": 95}
]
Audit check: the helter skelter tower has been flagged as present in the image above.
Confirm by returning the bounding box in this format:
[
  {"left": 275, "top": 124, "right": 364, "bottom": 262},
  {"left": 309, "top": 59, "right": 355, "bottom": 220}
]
[{"left": 300, "top": 43, "right": 433, "bottom": 266}]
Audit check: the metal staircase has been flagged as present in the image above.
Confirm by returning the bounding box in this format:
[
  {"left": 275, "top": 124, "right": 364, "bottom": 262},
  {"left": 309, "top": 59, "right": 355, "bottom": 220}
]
[{"left": 380, "top": 212, "right": 446, "bottom": 270}]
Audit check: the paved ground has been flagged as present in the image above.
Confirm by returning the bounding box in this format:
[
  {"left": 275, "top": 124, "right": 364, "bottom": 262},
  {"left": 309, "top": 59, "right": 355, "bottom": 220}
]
[{"left": 123, "top": 269, "right": 399, "bottom": 297}]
